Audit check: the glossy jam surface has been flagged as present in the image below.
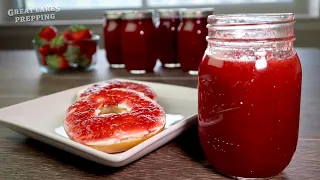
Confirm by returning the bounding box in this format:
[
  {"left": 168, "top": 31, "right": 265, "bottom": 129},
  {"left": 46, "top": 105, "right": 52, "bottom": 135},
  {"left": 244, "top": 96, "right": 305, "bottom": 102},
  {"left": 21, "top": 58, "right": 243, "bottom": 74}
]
[
  {"left": 156, "top": 18, "right": 180, "bottom": 66},
  {"left": 65, "top": 89, "right": 164, "bottom": 144},
  {"left": 80, "top": 80, "right": 157, "bottom": 100},
  {"left": 178, "top": 18, "right": 207, "bottom": 72},
  {"left": 103, "top": 19, "right": 123, "bottom": 65},
  {"left": 198, "top": 54, "right": 302, "bottom": 178},
  {"left": 121, "top": 19, "right": 157, "bottom": 73}
]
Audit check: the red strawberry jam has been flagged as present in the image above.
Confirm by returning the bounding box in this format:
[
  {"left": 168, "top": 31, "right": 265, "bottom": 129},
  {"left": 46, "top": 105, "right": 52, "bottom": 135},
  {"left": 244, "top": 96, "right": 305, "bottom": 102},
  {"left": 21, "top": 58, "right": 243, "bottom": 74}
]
[
  {"left": 78, "top": 80, "right": 157, "bottom": 101},
  {"left": 64, "top": 88, "right": 165, "bottom": 145}
]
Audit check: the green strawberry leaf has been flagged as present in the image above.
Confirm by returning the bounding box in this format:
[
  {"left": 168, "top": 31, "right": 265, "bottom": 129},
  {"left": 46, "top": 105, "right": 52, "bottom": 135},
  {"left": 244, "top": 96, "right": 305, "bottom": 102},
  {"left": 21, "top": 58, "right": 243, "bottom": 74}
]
[
  {"left": 46, "top": 54, "right": 61, "bottom": 69},
  {"left": 50, "top": 35, "right": 64, "bottom": 48},
  {"left": 34, "top": 36, "right": 47, "bottom": 45},
  {"left": 78, "top": 55, "right": 91, "bottom": 67},
  {"left": 69, "top": 24, "right": 91, "bottom": 32},
  {"left": 63, "top": 45, "right": 80, "bottom": 63}
]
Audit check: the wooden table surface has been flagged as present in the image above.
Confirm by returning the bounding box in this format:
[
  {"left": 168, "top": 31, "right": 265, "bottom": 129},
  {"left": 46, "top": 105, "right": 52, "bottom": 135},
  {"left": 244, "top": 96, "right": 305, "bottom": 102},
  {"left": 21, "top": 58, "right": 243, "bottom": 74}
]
[{"left": 0, "top": 48, "right": 319, "bottom": 180}]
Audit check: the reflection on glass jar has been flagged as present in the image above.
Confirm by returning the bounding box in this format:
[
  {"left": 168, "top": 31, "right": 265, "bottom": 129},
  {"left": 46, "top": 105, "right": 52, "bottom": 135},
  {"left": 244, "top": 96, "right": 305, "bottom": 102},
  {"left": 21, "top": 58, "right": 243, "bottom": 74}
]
[
  {"left": 103, "top": 10, "right": 124, "bottom": 68},
  {"left": 121, "top": 10, "right": 157, "bottom": 74},
  {"left": 198, "top": 13, "right": 302, "bottom": 178},
  {"left": 177, "top": 8, "right": 213, "bottom": 75},
  {"left": 156, "top": 9, "right": 181, "bottom": 68}
]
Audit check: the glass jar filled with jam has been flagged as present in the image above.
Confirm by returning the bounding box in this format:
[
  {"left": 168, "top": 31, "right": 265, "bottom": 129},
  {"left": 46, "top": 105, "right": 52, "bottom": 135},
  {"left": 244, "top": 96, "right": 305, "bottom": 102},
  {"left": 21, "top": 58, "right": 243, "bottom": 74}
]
[
  {"left": 103, "top": 10, "right": 124, "bottom": 68},
  {"left": 121, "top": 10, "right": 157, "bottom": 74},
  {"left": 198, "top": 13, "right": 302, "bottom": 178},
  {"left": 177, "top": 8, "right": 213, "bottom": 75},
  {"left": 156, "top": 9, "right": 181, "bottom": 68}
]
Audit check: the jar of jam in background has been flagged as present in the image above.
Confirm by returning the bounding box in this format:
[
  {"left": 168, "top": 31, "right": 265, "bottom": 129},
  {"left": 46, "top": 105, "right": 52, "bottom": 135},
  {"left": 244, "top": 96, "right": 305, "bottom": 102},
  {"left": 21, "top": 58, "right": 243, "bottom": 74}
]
[
  {"left": 121, "top": 10, "right": 157, "bottom": 74},
  {"left": 177, "top": 8, "right": 213, "bottom": 75},
  {"left": 156, "top": 9, "right": 181, "bottom": 68},
  {"left": 198, "top": 13, "right": 302, "bottom": 178},
  {"left": 103, "top": 10, "right": 124, "bottom": 68}
]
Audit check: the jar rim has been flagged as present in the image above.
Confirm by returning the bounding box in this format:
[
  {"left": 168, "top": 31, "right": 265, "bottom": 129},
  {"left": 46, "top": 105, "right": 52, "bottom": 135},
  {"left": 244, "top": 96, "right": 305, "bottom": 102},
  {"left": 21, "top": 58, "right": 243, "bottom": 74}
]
[
  {"left": 181, "top": 8, "right": 214, "bottom": 18},
  {"left": 157, "top": 8, "right": 180, "bottom": 18},
  {"left": 207, "top": 13, "right": 295, "bottom": 26},
  {"left": 104, "top": 10, "right": 122, "bottom": 19},
  {"left": 121, "top": 10, "right": 154, "bottom": 20}
]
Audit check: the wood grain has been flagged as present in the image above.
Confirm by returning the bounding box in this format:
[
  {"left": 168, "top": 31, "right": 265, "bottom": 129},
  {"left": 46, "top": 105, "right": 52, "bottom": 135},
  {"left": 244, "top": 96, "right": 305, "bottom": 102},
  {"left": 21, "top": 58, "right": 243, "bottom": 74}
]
[{"left": 0, "top": 48, "right": 319, "bottom": 180}]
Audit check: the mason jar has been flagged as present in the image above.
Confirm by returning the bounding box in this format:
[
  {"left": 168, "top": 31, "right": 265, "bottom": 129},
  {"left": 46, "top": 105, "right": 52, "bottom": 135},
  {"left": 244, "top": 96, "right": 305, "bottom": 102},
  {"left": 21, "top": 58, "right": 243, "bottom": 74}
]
[
  {"left": 103, "top": 10, "right": 124, "bottom": 68},
  {"left": 156, "top": 9, "right": 181, "bottom": 68},
  {"left": 177, "top": 8, "right": 214, "bottom": 75},
  {"left": 198, "top": 13, "right": 302, "bottom": 178},
  {"left": 121, "top": 10, "right": 157, "bottom": 74}
]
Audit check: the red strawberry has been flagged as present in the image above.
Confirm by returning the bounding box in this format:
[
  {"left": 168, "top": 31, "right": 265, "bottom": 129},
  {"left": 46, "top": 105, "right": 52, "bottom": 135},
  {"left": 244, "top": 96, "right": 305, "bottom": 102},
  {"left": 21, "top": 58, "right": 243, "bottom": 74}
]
[
  {"left": 75, "top": 40, "right": 87, "bottom": 55},
  {"left": 85, "top": 40, "right": 97, "bottom": 56},
  {"left": 40, "top": 54, "right": 47, "bottom": 66},
  {"left": 38, "top": 44, "right": 52, "bottom": 56},
  {"left": 46, "top": 54, "right": 69, "bottom": 70},
  {"left": 75, "top": 40, "right": 97, "bottom": 56},
  {"left": 62, "top": 30, "right": 73, "bottom": 42},
  {"left": 35, "top": 25, "right": 57, "bottom": 43},
  {"left": 72, "top": 30, "right": 92, "bottom": 40},
  {"left": 78, "top": 53, "right": 93, "bottom": 68},
  {"left": 72, "top": 40, "right": 84, "bottom": 52},
  {"left": 50, "top": 35, "right": 67, "bottom": 54},
  {"left": 69, "top": 25, "right": 93, "bottom": 40}
]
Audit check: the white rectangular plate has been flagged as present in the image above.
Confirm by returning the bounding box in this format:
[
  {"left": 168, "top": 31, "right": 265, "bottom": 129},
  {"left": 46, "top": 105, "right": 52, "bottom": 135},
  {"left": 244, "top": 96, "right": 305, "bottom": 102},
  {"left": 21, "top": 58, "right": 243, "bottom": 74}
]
[{"left": 0, "top": 78, "right": 198, "bottom": 167}]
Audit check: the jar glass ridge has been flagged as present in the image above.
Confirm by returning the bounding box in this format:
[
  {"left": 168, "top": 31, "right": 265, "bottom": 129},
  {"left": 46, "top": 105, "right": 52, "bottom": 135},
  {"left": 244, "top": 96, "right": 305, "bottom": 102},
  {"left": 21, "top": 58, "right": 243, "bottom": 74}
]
[{"left": 205, "top": 13, "right": 296, "bottom": 61}]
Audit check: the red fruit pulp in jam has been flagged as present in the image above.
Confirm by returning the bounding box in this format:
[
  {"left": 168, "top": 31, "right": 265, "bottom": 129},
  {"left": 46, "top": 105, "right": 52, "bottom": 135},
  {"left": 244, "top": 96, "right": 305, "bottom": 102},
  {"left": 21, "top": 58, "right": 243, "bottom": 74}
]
[
  {"left": 121, "top": 19, "right": 157, "bottom": 72},
  {"left": 198, "top": 54, "right": 302, "bottom": 178},
  {"left": 178, "top": 18, "right": 207, "bottom": 72},
  {"left": 104, "top": 19, "right": 123, "bottom": 65},
  {"left": 66, "top": 89, "right": 164, "bottom": 143},
  {"left": 156, "top": 18, "right": 180, "bottom": 65}
]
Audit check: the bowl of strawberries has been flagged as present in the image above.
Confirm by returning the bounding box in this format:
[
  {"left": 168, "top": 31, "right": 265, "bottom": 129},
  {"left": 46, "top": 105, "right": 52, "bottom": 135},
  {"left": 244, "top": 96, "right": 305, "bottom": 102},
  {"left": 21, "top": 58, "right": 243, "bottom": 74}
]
[{"left": 32, "top": 24, "right": 100, "bottom": 73}]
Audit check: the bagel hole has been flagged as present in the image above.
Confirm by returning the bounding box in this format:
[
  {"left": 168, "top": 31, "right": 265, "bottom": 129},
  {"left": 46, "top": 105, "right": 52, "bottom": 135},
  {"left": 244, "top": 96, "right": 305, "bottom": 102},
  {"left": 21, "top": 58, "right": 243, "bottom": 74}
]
[
  {"left": 99, "top": 106, "right": 128, "bottom": 115},
  {"left": 98, "top": 102, "right": 132, "bottom": 115}
]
